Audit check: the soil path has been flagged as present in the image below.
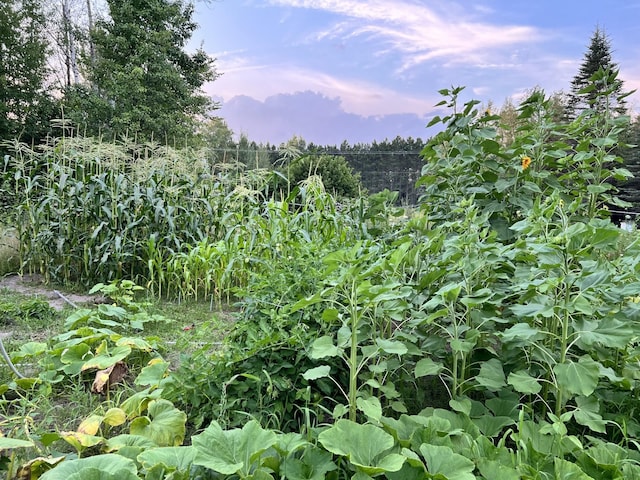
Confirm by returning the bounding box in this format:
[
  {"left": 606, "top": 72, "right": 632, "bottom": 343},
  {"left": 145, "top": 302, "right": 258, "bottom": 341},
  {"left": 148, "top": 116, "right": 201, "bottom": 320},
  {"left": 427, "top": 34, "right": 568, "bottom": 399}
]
[{"left": 0, "top": 274, "right": 100, "bottom": 311}]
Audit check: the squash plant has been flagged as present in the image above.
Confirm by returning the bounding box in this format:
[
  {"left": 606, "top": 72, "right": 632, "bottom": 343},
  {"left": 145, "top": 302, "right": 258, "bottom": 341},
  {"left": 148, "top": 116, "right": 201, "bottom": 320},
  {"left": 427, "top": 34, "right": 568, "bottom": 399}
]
[{"left": 7, "top": 281, "right": 170, "bottom": 388}]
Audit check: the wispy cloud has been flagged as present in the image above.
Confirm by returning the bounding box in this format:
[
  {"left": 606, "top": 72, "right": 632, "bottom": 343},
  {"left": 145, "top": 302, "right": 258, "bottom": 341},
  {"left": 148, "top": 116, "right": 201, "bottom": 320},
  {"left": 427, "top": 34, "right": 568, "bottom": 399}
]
[{"left": 266, "top": 0, "right": 541, "bottom": 71}]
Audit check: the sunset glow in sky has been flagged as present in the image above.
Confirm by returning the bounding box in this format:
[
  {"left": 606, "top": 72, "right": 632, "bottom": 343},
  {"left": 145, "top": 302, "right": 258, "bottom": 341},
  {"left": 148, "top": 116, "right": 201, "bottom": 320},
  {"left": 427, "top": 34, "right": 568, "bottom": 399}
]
[{"left": 191, "top": 0, "right": 640, "bottom": 145}]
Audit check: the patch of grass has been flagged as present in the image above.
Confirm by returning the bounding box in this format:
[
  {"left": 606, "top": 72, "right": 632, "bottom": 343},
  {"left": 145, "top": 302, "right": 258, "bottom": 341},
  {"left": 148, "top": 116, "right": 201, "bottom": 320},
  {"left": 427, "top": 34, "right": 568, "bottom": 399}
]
[
  {"left": 147, "top": 299, "right": 235, "bottom": 341},
  {"left": 0, "top": 292, "right": 63, "bottom": 350},
  {"left": 144, "top": 299, "right": 236, "bottom": 368}
]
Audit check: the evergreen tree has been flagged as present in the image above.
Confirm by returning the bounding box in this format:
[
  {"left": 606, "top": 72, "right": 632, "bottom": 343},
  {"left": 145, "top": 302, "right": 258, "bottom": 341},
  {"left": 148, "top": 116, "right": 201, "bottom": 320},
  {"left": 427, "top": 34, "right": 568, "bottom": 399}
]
[
  {"left": 567, "top": 27, "right": 626, "bottom": 118},
  {"left": 65, "top": 0, "right": 217, "bottom": 143},
  {"left": 0, "top": 0, "right": 57, "bottom": 144}
]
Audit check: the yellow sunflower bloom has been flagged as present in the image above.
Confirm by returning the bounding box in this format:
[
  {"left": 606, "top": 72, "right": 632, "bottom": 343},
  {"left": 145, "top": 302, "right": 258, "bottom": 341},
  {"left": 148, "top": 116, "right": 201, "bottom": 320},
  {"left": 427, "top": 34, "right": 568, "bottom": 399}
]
[{"left": 521, "top": 156, "right": 532, "bottom": 171}]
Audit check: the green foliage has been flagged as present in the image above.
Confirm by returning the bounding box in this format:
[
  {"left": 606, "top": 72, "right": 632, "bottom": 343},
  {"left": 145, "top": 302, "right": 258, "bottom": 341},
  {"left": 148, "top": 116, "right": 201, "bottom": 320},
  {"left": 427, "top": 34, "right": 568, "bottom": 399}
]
[
  {"left": 616, "top": 117, "right": 640, "bottom": 209},
  {"left": 8, "top": 281, "right": 170, "bottom": 389},
  {"left": 0, "top": 0, "right": 58, "bottom": 145},
  {"left": 64, "top": 0, "right": 217, "bottom": 142},
  {"left": 0, "top": 297, "right": 55, "bottom": 327},
  {"left": 318, "top": 419, "right": 405, "bottom": 476},
  {"left": 5, "top": 137, "right": 235, "bottom": 287},
  {"left": 568, "top": 27, "right": 628, "bottom": 117},
  {"left": 39, "top": 454, "right": 139, "bottom": 480},
  {"left": 278, "top": 154, "right": 362, "bottom": 198},
  {"left": 191, "top": 420, "right": 277, "bottom": 477},
  {"left": 420, "top": 82, "right": 633, "bottom": 237},
  {"left": 293, "top": 241, "right": 414, "bottom": 421}
]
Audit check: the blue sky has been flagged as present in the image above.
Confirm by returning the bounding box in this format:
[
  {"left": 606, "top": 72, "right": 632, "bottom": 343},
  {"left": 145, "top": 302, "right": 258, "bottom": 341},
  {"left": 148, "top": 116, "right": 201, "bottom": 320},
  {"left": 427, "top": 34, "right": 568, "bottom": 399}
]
[{"left": 190, "top": 0, "right": 640, "bottom": 146}]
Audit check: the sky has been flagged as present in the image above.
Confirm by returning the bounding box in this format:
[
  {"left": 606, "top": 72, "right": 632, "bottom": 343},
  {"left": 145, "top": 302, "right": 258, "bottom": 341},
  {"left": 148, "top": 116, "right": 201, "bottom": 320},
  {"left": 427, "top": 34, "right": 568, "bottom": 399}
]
[{"left": 190, "top": 0, "right": 640, "bottom": 146}]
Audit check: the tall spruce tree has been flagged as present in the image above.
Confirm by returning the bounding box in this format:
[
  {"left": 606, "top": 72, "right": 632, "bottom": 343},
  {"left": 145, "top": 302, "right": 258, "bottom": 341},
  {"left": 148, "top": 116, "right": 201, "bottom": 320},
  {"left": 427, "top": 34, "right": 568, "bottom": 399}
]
[
  {"left": 567, "top": 27, "right": 626, "bottom": 118},
  {"left": 65, "top": 0, "right": 217, "bottom": 143},
  {"left": 0, "top": 0, "right": 57, "bottom": 144}
]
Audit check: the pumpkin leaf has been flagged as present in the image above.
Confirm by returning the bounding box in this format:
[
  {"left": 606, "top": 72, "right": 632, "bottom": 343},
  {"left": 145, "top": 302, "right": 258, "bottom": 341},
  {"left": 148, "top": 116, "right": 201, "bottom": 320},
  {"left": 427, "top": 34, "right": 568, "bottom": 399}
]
[
  {"left": 130, "top": 399, "right": 186, "bottom": 446},
  {"left": 318, "top": 419, "right": 405, "bottom": 476},
  {"left": 192, "top": 420, "right": 277, "bottom": 476},
  {"left": 39, "top": 453, "right": 138, "bottom": 480}
]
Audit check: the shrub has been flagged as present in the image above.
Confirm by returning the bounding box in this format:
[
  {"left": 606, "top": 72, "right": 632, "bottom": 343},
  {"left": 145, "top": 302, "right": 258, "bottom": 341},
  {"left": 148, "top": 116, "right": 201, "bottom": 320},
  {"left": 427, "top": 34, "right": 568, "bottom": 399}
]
[{"left": 280, "top": 154, "right": 362, "bottom": 198}]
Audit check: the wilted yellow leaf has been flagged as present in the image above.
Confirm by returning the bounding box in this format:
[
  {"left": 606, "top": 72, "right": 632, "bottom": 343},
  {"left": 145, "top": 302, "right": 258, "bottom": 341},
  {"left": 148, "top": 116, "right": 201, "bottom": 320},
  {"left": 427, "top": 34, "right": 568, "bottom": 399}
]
[
  {"left": 78, "top": 414, "right": 104, "bottom": 435},
  {"left": 59, "top": 431, "right": 103, "bottom": 451},
  {"left": 104, "top": 408, "right": 127, "bottom": 427}
]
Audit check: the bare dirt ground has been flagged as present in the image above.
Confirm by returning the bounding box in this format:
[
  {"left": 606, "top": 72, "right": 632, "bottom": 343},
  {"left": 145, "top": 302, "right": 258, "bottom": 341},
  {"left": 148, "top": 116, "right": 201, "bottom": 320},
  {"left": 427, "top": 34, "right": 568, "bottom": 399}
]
[{"left": 0, "top": 274, "right": 100, "bottom": 311}]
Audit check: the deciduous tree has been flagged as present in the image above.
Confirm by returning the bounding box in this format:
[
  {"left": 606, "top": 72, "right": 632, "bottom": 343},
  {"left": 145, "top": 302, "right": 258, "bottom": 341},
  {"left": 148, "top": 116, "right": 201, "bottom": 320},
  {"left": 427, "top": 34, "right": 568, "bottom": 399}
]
[
  {"left": 65, "top": 0, "right": 217, "bottom": 143},
  {"left": 0, "top": 0, "right": 57, "bottom": 144}
]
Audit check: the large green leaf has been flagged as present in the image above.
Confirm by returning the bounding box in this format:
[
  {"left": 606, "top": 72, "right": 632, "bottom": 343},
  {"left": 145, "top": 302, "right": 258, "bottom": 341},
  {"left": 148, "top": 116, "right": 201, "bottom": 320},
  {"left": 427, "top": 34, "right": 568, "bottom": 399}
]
[
  {"left": 309, "top": 336, "right": 341, "bottom": 359},
  {"left": 281, "top": 446, "right": 337, "bottom": 480},
  {"left": 375, "top": 338, "right": 408, "bottom": 355},
  {"left": 356, "top": 396, "right": 382, "bottom": 422},
  {"left": 622, "top": 464, "right": 640, "bottom": 480},
  {"left": 554, "top": 457, "right": 595, "bottom": 479},
  {"left": 302, "top": 365, "right": 331, "bottom": 381},
  {"left": 137, "top": 446, "right": 197, "bottom": 472},
  {"left": 507, "top": 370, "right": 542, "bottom": 394},
  {"left": 415, "top": 357, "right": 444, "bottom": 378},
  {"left": 510, "top": 303, "right": 554, "bottom": 318},
  {"left": 116, "top": 336, "right": 153, "bottom": 352},
  {"left": 135, "top": 360, "right": 170, "bottom": 387},
  {"left": 573, "top": 396, "right": 607, "bottom": 434},
  {"left": 499, "top": 323, "right": 544, "bottom": 346},
  {"left": 58, "top": 431, "right": 104, "bottom": 453},
  {"left": 103, "top": 434, "right": 157, "bottom": 462},
  {"left": 419, "top": 444, "right": 475, "bottom": 480},
  {"left": 275, "top": 433, "right": 309, "bottom": 456},
  {"left": 0, "top": 437, "right": 34, "bottom": 450},
  {"left": 573, "top": 318, "right": 634, "bottom": 349},
  {"left": 472, "top": 415, "right": 515, "bottom": 438},
  {"left": 318, "top": 419, "right": 405, "bottom": 476},
  {"left": 39, "top": 454, "right": 138, "bottom": 480},
  {"left": 120, "top": 388, "right": 163, "bottom": 418},
  {"left": 104, "top": 434, "right": 157, "bottom": 452},
  {"left": 192, "top": 420, "right": 277, "bottom": 476},
  {"left": 554, "top": 357, "right": 600, "bottom": 397},
  {"left": 449, "top": 397, "right": 471, "bottom": 416},
  {"left": 12, "top": 341, "right": 47, "bottom": 360},
  {"left": 63, "top": 308, "right": 96, "bottom": 329},
  {"left": 60, "top": 343, "right": 94, "bottom": 375},
  {"left": 475, "top": 358, "right": 506, "bottom": 391},
  {"left": 380, "top": 416, "right": 420, "bottom": 448},
  {"left": 129, "top": 399, "right": 187, "bottom": 447},
  {"left": 477, "top": 458, "right": 519, "bottom": 480}
]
